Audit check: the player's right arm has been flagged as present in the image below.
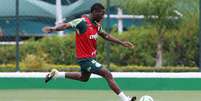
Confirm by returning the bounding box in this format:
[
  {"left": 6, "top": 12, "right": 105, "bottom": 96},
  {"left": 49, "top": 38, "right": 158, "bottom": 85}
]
[
  {"left": 42, "top": 18, "right": 85, "bottom": 33},
  {"left": 42, "top": 23, "right": 72, "bottom": 33}
]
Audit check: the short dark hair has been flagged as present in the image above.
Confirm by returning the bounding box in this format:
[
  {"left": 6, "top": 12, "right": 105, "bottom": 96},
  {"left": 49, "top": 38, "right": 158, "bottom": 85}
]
[{"left": 91, "top": 3, "right": 105, "bottom": 13}]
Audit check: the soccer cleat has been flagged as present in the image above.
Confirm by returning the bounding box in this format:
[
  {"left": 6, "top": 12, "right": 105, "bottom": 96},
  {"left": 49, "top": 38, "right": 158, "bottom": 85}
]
[
  {"left": 45, "top": 69, "right": 59, "bottom": 83},
  {"left": 129, "top": 96, "right": 136, "bottom": 101},
  {"left": 131, "top": 96, "right": 136, "bottom": 101}
]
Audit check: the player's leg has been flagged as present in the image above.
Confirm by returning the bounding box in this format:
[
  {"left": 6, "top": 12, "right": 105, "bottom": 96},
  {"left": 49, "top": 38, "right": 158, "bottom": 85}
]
[
  {"left": 45, "top": 69, "right": 91, "bottom": 83},
  {"left": 80, "top": 58, "right": 136, "bottom": 101},
  {"left": 65, "top": 72, "right": 91, "bottom": 82},
  {"left": 94, "top": 67, "right": 136, "bottom": 101},
  {"left": 94, "top": 67, "right": 120, "bottom": 94}
]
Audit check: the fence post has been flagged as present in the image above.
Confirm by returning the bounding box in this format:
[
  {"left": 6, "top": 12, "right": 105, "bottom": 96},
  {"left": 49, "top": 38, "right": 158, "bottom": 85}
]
[
  {"left": 56, "top": 0, "right": 64, "bottom": 36},
  {"left": 199, "top": 0, "right": 201, "bottom": 71},
  {"left": 105, "top": 0, "right": 111, "bottom": 68},
  {"left": 117, "top": 7, "right": 123, "bottom": 33},
  {"left": 16, "top": 0, "right": 20, "bottom": 72}
]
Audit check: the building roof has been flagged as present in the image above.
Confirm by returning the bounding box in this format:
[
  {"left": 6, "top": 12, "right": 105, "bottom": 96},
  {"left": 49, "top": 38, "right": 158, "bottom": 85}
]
[{"left": 0, "top": 0, "right": 100, "bottom": 18}]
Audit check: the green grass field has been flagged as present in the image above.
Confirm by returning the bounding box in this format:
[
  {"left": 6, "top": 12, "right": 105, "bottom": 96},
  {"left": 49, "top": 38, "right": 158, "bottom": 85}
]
[{"left": 0, "top": 90, "right": 201, "bottom": 101}]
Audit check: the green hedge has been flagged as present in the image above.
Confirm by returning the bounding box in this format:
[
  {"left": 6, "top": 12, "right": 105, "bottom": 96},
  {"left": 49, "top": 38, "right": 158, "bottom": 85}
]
[{"left": 20, "top": 36, "right": 76, "bottom": 65}]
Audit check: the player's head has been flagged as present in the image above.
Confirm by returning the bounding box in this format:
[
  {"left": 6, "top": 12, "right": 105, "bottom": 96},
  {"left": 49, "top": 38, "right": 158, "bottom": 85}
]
[{"left": 90, "top": 3, "right": 105, "bottom": 22}]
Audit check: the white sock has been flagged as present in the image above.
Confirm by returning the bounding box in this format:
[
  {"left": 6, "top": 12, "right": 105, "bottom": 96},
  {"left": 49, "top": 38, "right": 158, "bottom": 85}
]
[
  {"left": 55, "top": 72, "right": 66, "bottom": 78},
  {"left": 118, "top": 92, "right": 129, "bottom": 101}
]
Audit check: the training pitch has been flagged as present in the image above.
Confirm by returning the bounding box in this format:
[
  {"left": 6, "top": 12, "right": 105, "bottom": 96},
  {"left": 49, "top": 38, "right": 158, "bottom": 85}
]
[{"left": 0, "top": 90, "right": 201, "bottom": 101}]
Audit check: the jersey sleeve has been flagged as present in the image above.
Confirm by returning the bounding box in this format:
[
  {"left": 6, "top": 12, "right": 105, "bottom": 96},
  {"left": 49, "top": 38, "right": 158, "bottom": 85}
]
[
  {"left": 98, "top": 26, "right": 105, "bottom": 33},
  {"left": 68, "top": 18, "right": 87, "bottom": 34}
]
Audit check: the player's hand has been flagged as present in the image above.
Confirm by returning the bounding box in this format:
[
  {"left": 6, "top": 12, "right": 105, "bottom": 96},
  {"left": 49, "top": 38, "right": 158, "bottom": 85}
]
[
  {"left": 122, "top": 41, "right": 135, "bottom": 48},
  {"left": 42, "top": 26, "right": 54, "bottom": 33}
]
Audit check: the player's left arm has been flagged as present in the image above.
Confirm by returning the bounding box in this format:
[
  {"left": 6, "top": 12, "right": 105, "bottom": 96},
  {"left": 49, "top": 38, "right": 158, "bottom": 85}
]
[{"left": 98, "top": 31, "right": 134, "bottom": 48}]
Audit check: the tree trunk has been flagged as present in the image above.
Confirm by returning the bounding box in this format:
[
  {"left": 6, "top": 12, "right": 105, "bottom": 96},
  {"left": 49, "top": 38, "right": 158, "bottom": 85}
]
[
  {"left": 155, "top": 27, "right": 165, "bottom": 67},
  {"left": 155, "top": 41, "right": 163, "bottom": 67}
]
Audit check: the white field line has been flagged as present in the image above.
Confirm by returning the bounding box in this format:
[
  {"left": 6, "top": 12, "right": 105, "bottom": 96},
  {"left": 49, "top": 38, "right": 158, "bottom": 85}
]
[{"left": 0, "top": 72, "right": 201, "bottom": 78}]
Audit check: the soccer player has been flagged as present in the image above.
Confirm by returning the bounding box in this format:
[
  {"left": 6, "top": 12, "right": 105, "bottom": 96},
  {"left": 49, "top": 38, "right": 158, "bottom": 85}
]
[{"left": 42, "top": 3, "right": 136, "bottom": 101}]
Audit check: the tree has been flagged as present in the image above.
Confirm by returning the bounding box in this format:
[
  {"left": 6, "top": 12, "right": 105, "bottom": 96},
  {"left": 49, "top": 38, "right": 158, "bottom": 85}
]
[{"left": 121, "top": 0, "right": 180, "bottom": 67}]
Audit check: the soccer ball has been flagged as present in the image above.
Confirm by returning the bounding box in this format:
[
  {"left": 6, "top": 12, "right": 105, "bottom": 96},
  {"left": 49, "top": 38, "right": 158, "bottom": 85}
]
[{"left": 139, "top": 95, "right": 154, "bottom": 101}]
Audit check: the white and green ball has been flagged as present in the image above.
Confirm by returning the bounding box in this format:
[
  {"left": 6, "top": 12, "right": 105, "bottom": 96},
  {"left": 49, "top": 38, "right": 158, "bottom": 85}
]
[{"left": 139, "top": 95, "right": 154, "bottom": 101}]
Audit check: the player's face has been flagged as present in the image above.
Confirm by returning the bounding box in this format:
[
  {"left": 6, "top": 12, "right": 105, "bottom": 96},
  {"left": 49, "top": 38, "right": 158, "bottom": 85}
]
[{"left": 92, "top": 9, "right": 105, "bottom": 22}]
